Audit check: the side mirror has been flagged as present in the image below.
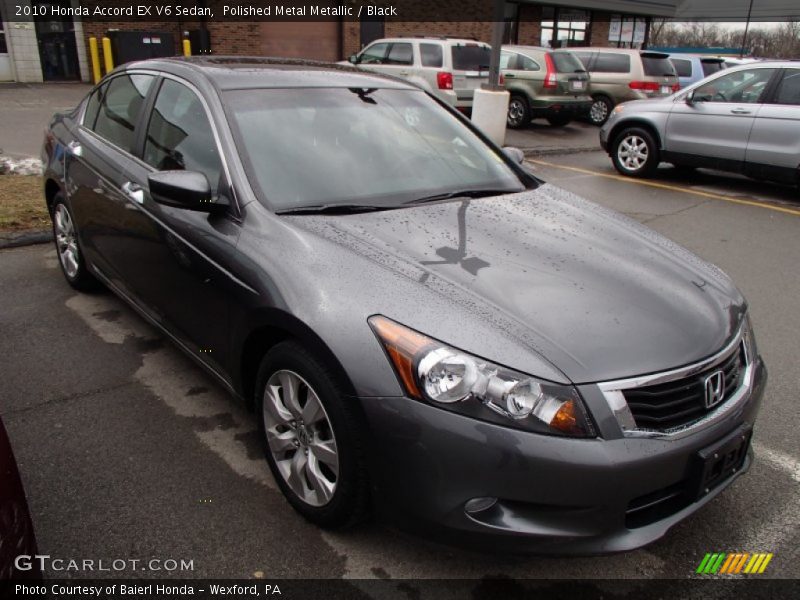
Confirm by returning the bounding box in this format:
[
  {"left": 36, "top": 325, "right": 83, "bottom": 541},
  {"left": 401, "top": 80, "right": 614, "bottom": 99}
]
[
  {"left": 685, "top": 90, "right": 695, "bottom": 106},
  {"left": 148, "top": 170, "right": 225, "bottom": 212},
  {"left": 502, "top": 146, "right": 525, "bottom": 165},
  {"left": 348, "top": 54, "right": 358, "bottom": 64}
]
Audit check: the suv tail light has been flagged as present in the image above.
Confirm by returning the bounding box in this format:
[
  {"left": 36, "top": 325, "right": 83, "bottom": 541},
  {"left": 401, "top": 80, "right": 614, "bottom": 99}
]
[
  {"left": 629, "top": 81, "right": 660, "bottom": 91},
  {"left": 437, "top": 72, "right": 453, "bottom": 90},
  {"left": 671, "top": 82, "right": 681, "bottom": 92},
  {"left": 499, "top": 72, "right": 505, "bottom": 85},
  {"left": 543, "top": 54, "right": 558, "bottom": 89}
]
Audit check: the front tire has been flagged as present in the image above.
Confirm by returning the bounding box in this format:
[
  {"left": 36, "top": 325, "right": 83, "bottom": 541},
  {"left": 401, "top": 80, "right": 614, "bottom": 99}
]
[
  {"left": 611, "top": 127, "right": 660, "bottom": 178},
  {"left": 589, "top": 96, "right": 613, "bottom": 126},
  {"left": 255, "top": 341, "right": 369, "bottom": 529},
  {"left": 51, "top": 195, "right": 99, "bottom": 291},
  {"left": 507, "top": 95, "right": 530, "bottom": 129}
]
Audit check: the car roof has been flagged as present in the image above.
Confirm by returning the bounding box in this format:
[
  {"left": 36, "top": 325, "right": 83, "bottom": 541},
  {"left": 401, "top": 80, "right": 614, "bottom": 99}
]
[
  {"left": 122, "top": 56, "right": 418, "bottom": 91},
  {"left": 371, "top": 36, "right": 488, "bottom": 45},
  {"left": 503, "top": 45, "right": 551, "bottom": 54}
]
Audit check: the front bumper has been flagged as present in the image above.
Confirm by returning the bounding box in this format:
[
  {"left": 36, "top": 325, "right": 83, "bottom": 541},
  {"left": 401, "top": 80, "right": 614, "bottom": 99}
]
[{"left": 358, "top": 357, "right": 766, "bottom": 554}]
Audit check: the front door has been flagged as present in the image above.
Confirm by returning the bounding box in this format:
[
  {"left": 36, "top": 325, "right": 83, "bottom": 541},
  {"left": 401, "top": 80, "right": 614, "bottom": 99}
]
[
  {"left": 34, "top": 1, "right": 79, "bottom": 81},
  {"left": 665, "top": 67, "right": 776, "bottom": 166}
]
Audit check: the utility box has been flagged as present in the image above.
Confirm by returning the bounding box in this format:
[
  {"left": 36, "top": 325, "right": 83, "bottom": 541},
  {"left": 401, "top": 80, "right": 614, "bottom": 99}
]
[{"left": 107, "top": 31, "right": 176, "bottom": 65}]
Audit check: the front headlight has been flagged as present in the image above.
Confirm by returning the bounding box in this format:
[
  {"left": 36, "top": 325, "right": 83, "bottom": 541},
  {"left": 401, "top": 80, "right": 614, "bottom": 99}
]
[{"left": 369, "top": 316, "right": 595, "bottom": 437}]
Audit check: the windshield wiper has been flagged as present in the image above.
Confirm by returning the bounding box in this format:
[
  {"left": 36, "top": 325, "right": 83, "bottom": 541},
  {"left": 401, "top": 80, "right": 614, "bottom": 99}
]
[
  {"left": 405, "top": 188, "right": 519, "bottom": 205},
  {"left": 275, "top": 203, "right": 396, "bottom": 215}
]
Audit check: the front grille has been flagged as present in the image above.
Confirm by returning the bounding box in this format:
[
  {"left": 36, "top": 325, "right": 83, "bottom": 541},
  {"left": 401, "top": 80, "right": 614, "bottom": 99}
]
[{"left": 623, "top": 343, "right": 746, "bottom": 432}]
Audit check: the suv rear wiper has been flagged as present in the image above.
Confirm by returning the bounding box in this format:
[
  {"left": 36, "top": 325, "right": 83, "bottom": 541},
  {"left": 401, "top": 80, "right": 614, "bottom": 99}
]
[
  {"left": 276, "top": 203, "right": 396, "bottom": 215},
  {"left": 405, "top": 188, "right": 518, "bottom": 205}
]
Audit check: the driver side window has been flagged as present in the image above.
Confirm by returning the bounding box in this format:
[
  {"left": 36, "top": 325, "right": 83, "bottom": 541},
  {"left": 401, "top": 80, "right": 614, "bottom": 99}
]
[
  {"left": 693, "top": 68, "right": 775, "bottom": 104},
  {"left": 359, "top": 43, "right": 389, "bottom": 65},
  {"left": 143, "top": 79, "right": 223, "bottom": 194}
]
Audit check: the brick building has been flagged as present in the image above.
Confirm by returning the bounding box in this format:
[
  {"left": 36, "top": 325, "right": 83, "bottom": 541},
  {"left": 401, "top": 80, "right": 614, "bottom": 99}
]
[{"left": 0, "top": 0, "right": 672, "bottom": 83}]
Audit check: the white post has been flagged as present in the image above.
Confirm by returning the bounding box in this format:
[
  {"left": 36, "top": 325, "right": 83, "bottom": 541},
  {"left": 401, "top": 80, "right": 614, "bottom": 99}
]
[{"left": 471, "top": 1, "right": 508, "bottom": 146}]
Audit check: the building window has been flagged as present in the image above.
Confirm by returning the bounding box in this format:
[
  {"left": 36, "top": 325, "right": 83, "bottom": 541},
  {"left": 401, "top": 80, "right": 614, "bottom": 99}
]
[
  {"left": 0, "top": 13, "right": 7, "bottom": 54},
  {"left": 541, "top": 6, "right": 589, "bottom": 48},
  {"left": 608, "top": 15, "right": 649, "bottom": 49},
  {"left": 503, "top": 2, "right": 519, "bottom": 44}
]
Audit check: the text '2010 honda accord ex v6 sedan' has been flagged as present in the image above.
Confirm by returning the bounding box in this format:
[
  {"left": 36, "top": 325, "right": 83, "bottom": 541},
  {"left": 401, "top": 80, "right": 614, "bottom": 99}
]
[{"left": 41, "top": 57, "right": 766, "bottom": 554}]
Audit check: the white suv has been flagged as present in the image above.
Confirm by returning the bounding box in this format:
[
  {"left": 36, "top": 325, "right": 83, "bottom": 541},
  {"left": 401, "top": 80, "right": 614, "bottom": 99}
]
[{"left": 346, "top": 36, "right": 491, "bottom": 112}]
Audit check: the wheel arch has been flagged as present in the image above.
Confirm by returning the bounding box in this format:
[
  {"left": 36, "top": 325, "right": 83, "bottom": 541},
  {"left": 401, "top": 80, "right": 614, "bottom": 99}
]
[
  {"left": 236, "top": 310, "right": 359, "bottom": 408},
  {"left": 44, "top": 178, "right": 62, "bottom": 215},
  {"left": 606, "top": 119, "right": 664, "bottom": 155}
]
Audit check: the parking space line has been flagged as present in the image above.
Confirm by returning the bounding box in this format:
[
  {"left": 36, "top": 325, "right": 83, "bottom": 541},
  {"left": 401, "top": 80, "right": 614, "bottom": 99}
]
[
  {"left": 754, "top": 442, "right": 800, "bottom": 484},
  {"left": 529, "top": 159, "right": 800, "bottom": 218}
]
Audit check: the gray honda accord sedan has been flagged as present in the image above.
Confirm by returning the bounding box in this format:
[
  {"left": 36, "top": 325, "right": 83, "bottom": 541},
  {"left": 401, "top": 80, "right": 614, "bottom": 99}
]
[{"left": 41, "top": 57, "right": 766, "bottom": 554}]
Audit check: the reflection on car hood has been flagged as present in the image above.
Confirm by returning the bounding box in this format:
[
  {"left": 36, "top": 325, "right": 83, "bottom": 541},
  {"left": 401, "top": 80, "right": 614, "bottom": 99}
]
[{"left": 288, "top": 184, "right": 745, "bottom": 383}]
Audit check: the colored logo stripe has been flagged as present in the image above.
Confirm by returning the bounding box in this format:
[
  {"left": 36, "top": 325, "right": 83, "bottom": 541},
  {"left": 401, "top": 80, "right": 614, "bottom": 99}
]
[{"left": 697, "top": 552, "right": 773, "bottom": 574}]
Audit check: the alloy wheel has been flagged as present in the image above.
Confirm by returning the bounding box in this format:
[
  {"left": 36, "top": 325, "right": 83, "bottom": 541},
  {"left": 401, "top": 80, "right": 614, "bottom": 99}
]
[
  {"left": 589, "top": 99, "right": 608, "bottom": 124},
  {"left": 54, "top": 204, "right": 80, "bottom": 279},
  {"left": 262, "top": 370, "right": 339, "bottom": 507},
  {"left": 507, "top": 98, "right": 526, "bottom": 127},
  {"left": 616, "top": 134, "right": 649, "bottom": 172}
]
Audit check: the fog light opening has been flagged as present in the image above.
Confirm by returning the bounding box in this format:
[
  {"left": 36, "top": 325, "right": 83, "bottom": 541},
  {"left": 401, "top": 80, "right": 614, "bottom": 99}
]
[{"left": 464, "top": 497, "right": 498, "bottom": 514}]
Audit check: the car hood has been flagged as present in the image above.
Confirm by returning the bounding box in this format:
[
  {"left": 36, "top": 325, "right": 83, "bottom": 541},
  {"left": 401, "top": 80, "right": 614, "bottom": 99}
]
[{"left": 287, "top": 184, "right": 745, "bottom": 383}]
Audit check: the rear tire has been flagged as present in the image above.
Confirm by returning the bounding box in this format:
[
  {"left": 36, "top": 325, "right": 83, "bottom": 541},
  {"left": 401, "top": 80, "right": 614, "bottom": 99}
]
[
  {"left": 589, "top": 96, "right": 613, "bottom": 126},
  {"left": 51, "top": 195, "right": 99, "bottom": 291},
  {"left": 255, "top": 341, "right": 369, "bottom": 529},
  {"left": 507, "top": 95, "right": 530, "bottom": 129},
  {"left": 546, "top": 115, "right": 572, "bottom": 127},
  {"left": 611, "top": 127, "right": 660, "bottom": 178}
]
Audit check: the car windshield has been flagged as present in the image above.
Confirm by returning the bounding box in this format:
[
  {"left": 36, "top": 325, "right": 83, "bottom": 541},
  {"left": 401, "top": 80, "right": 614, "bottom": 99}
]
[
  {"left": 451, "top": 45, "right": 491, "bottom": 71},
  {"left": 224, "top": 87, "right": 526, "bottom": 212}
]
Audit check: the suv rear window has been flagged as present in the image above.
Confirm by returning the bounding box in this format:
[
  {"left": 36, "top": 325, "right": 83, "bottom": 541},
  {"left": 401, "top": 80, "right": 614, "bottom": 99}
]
[
  {"left": 671, "top": 58, "right": 692, "bottom": 77},
  {"left": 550, "top": 52, "right": 585, "bottom": 74},
  {"left": 451, "top": 45, "right": 491, "bottom": 71},
  {"left": 701, "top": 60, "right": 725, "bottom": 76},
  {"left": 642, "top": 55, "right": 676, "bottom": 77},
  {"left": 592, "top": 53, "right": 630, "bottom": 73}
]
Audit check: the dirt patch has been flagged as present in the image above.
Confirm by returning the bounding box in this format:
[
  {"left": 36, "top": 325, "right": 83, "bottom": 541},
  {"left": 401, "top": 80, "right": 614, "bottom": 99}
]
[{"left": 0, "top": 175, "right": 49, "bottom": 232}]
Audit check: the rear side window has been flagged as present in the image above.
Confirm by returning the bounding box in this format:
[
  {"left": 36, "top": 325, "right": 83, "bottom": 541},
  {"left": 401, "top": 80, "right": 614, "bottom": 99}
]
[
  {"left": 359, "top": 43, "right": 389, "bottom": 64},
  {"left": 451, "top": 45, "right": 491, "bottom": 71},
  {"left": 642, "top": 55, "right": 676, "bottom": 77},
  {"left": 671, "top": 58, "right": 692, "bottom": 78},
  {"left": 518, "top": 55, "right": 539, "bottom": 72},
  {"left": 499, "top": 52, "right": 517, "bottom": 70},
  {"left": 701, "top": 60, "right": 725, "bottom": 76},
  {"left": 420, "top": 43, "right": 443, "bottom": 68},
  {"left": 592, "top": 53, "right": 630, "bottom": 73},
  {"left": 550, "top": 52, "right": 584, "bottom": 74},
  {"left": 773, "top": 69, "right": 800, "bottom": 105},
  {"left": 144, "top": 79, "right": 223, "bottom": 193},
  {"left": 91, "top": 74, "right": 154, "bottom": 152},
  {"left": 386, "top": 43, "right": 413, "bottom": 66}
]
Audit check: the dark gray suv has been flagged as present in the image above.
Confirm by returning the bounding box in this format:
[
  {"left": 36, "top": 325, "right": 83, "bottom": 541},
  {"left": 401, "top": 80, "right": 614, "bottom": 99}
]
[{"left": 41, "top": 57, "right": 766, "bottom": 554}]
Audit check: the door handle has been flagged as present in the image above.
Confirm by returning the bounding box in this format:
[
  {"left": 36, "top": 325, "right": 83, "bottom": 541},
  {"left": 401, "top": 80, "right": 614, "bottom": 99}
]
[
  {"left": 398, "top": 70, "right": 409, "bottom": 76},
  {"left": 730, "top": 108, "right": 751, "bottom": 115},
  {"left": 121, "top": 181, "right": 144, "bottom": 205},
  {"left": 66, "top": 140, "right": 83, "bottom": 158},
  {"left": 504, "top": 73, "right": 516, "bottom": 78}
]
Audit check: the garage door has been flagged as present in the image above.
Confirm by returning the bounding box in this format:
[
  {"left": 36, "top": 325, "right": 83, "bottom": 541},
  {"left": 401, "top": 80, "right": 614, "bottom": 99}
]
[{"left": 259, "top": 21, "right": 341, "bottom": 62}]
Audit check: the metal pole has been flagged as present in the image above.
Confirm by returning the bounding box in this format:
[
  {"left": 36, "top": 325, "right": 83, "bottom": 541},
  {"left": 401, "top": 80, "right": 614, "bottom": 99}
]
[
  {"left": 486, "top": 0, "right": 505, "bottom": 90},
  {"left": 740, "top": 0, "right": 754, "bottom": 58}
]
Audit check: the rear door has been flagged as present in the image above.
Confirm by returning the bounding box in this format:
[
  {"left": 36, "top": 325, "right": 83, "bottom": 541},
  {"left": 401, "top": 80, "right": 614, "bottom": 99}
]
[
  {"left": 745, "top": 67, "right": 800, "bottom": 181},
  {"left": 450, "top": 42, "right": 491, "bottom": 104},
  {"left": 665, "top": 67, "right": 777, "bottom": 165},
  {"left": 66, "top": 72, "right": 156, "bottom": 290}
]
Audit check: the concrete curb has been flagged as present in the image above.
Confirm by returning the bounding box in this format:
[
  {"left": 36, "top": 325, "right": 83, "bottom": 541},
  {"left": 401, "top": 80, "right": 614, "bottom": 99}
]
[
  {"left": 0, "top": 229, "right": 52, "bottom": 250},
  {"left": 521, "top": 145, "right": 600, "bottom": 158}
]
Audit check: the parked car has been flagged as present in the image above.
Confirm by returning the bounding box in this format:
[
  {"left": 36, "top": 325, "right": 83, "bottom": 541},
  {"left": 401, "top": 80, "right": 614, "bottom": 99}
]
[
  {"left": 570, "top": 48, "right": 680, "bottom": 125},
  {"left": 668, "top": 54, "right": 726, "bottom": 87},
  {"left": 600, "top": 61, "right": 799, "bottom": 182},
  {"left": 500, "top": 45, "right": 592, "bottom": 128},
  {"left": 721, "top": 56, "right": 760, "bottom": 69},
  {"left": 42, "top": 57, "right": 766, "bottom": 554},
  {"left": 345, "top": 36, "right": 491, "bottom": 112},
  {"left": 0, "top": 417, "right": 40, "bottom": 580}
]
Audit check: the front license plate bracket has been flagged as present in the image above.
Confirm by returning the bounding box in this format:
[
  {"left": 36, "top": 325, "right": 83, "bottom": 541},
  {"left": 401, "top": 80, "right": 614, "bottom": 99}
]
[{"left": 691, "top": 426, "right": 752, "bottom": 500}]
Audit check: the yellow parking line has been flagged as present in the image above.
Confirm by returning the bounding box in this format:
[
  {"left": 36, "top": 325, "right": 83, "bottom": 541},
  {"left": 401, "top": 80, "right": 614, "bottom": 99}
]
[{"left": 529, "top": 159, "right": 800, "bottom": 218}]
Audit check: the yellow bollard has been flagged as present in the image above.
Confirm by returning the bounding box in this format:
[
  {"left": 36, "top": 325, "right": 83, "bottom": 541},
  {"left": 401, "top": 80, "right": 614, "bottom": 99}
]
[
  {"left": 88, "top": 37, "right": 102, "bottom": 84},
  {"left": 182, "top": 39, "right": 192, "bottom": 57},
  {"left": 101, "top": 37, "right": 114, "bottom": 74}
]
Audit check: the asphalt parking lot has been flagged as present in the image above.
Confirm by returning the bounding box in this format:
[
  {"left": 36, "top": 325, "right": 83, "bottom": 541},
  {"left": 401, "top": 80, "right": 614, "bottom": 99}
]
[{"left": 2, "top": 146, "right": 799, "bottom": 588}]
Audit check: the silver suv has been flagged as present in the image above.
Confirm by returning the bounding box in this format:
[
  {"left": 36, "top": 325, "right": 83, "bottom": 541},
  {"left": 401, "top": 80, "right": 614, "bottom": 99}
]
[
  {"left": 346, "top": 36, "right": 491, "bottom": 111},
  {"left": 600, "top": 62, "right": 799, "bottom": 183}
]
